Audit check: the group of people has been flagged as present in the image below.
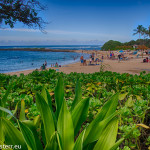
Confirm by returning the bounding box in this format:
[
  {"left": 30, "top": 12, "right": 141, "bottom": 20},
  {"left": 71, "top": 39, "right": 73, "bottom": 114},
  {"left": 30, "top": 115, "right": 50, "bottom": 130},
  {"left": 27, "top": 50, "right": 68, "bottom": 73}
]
[
  {"left": 40, "top": 61, "right": 61, "bottom": 70},
  {"left": 107, "top": 51, "right": 126, "bottom": 62},
  {"left": 80, "top": 56, "right": 87, "bottom": 66},
  {"left": 143, "top": 57, "right": 149, "bottom": 63},
  {"left": 109, "top": 52, "right": 115, "bottom": 59},
  {"left": 80, "top": 53, "right": 104, "bottom": 66},
  {"left": 51, "top": 62, "right": 61, "bottom": 67},
  {"left": 40, "top": 61, "right": 47, "bottom": 70}
]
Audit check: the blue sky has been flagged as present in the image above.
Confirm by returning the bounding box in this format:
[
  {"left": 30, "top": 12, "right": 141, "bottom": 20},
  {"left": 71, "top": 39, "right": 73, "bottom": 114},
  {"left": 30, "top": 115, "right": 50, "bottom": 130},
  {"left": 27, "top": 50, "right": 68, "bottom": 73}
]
[{"left": 1, "top": 0, "right": 150, "bottom": 45}]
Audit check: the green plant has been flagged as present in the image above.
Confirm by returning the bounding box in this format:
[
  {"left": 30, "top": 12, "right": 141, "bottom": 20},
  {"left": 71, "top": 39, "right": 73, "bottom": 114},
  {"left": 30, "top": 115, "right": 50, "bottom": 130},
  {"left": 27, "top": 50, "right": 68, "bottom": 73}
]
[
  {"left": 0, "top": 77, "right": 139, "bottom": 150},
  {"left": 0, "top": 70, "right": 150, "bottom": 149}
]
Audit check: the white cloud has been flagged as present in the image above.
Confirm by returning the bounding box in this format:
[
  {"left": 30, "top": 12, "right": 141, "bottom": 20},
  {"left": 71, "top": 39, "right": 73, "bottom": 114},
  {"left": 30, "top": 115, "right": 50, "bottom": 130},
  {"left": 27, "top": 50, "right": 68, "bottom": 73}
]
[
  {"left": 0, "top": 28, "right": 125, "bottom": 38},
  {"left": 0, "top": 28, "right": 131, "bottom": 43},
  {"left": 0, "top": 28, "right": 40, "bottom": 32}
]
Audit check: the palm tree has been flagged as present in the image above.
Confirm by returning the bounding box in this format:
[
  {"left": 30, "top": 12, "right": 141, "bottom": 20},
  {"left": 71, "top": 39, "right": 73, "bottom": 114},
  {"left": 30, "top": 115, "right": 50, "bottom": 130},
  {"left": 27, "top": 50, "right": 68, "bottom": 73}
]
[
  {"left": 141, "top": 27, "right": 148, "bottom": 39},
  {"left": 141, "top": 27, "right": 148, "bottom": 45},
  {"left": 146, "top": 26, "right": 150, "bottom": 38},
  {"left": 133, "top": 25, "right": 144, "bottom": 39}
]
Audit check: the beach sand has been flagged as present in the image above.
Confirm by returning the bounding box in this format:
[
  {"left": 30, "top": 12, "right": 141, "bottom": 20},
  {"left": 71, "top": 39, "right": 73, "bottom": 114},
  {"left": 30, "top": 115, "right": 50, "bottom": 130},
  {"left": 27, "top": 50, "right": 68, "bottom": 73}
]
[{"left": 5, "top": 50, "right": 150, "bottom": 76}]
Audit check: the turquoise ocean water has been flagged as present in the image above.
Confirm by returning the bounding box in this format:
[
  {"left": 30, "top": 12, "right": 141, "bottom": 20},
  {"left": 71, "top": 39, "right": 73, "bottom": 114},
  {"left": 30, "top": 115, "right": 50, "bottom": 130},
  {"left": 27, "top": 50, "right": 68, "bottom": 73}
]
[{"left": 0, "top": 45, "right": 101, "bottom": 73}]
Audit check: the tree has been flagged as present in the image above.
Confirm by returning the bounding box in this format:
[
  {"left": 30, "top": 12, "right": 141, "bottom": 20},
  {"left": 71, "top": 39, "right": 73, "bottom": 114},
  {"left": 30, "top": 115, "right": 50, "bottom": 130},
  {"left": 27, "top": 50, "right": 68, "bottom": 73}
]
[
  {"left": 141, "top": 27, "right": 148, "bottom": 39},
  {"left": 0, "top": 0, "right": 47, "bottom": 32},
  {"left": 101, "top": 40, "right": 122, "bottom": 50},
  {"left": 133, "top": 25, "right": 144, "bottom": 39},
  {"left": 146, "top": 26, "right": 150, "bottom": 38}
]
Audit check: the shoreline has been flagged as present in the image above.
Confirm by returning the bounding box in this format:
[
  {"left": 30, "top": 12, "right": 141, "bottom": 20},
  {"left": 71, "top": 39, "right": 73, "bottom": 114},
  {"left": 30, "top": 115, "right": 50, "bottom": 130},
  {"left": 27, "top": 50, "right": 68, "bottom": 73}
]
[
  {"left": 0, "top": 48, "right": 78, "bottom": 52},
  {"left": 1, "top": 49, "right": 90, "bottom": 74},
  {"left": 3, "top": 50, "right": 150, "bottom": 76}
]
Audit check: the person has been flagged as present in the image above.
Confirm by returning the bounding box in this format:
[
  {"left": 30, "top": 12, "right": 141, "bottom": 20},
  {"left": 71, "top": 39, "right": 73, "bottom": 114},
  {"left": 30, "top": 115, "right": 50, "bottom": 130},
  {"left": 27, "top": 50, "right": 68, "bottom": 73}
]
[
  {"left": 41, "top": 64, "right": 45, "bottom": 70},
  {"left": 55, "top": 62, "right": 58, "bottom": 67},
  {"left": 110, "top": 52, "right": 112, "bottom": 59},
  {"left": 89, "top": 58, "right": 92, "bottom": 64},
  {"left": 143, "top": 57, "right": 148, "bottom": 63},
  {"left": 107, "top": 54, "right": 109, "bottom": 59},
  {"left": 83, "top": 59, "right": 87, "bottom": 66},
  {"left": 45, "top": 61, "right": 47, "bottom": 67},
  {"left": 118, "top": 54, "right": 121, "bottom": 62},
  {"left": 80, "top": 56, "right": 84, "bottom": 65},
  {"left": 101, "top": 55, "right": 104, "bottom": 62},
  {"left": 112, "top": 52, "right": 114, "bottom": 59}
]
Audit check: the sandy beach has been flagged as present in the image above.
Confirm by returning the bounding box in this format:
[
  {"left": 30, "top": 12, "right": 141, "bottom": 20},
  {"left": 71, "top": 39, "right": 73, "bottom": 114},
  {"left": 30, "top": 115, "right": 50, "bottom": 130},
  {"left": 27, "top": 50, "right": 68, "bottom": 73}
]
[{"left": 4, "top": 50, "right": 150, "bottom": 76}]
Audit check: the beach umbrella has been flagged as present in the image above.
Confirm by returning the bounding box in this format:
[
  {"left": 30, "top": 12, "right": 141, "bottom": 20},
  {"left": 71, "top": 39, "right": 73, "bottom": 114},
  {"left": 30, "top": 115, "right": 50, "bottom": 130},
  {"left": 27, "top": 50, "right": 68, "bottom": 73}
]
[{"left": 119, "top": 50, "right": 124, "bottom": 53}]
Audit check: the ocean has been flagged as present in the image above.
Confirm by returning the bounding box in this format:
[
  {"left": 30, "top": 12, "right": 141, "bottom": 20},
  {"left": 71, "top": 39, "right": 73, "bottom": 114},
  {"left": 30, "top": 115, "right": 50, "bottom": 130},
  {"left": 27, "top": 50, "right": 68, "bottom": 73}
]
[{"left": 0, "top": 45, "right": 101, "bottom": 73}]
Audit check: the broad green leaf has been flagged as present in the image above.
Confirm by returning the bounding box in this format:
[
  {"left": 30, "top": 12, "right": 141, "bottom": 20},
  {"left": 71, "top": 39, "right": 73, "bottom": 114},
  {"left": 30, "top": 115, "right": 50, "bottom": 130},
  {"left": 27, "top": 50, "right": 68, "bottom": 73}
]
[
  {"left": 125, "top": 96, "right": 134, "bottom": 107},
  {"left": 22, "top": 120, "right": 43, "bottom": 150},
  {"left": 57, "top": 100, "right": 74, "bottom": 150},
  {"left": 41, "top": 88, "right": 53, "bottom": 110},
  {"left": 8, "top": 101, "right": 19, "bottom": 120},
  {"left": 41, "top": 88, "right": 57, "bottom": 127},
  {"left": 45, "top": 132, "right": 59, "bottom": 150},
  {"left": 19, "top": 100, "right": 26, "bottom": 121},
  {"left": 119, "top": 92, "right": 128, "bottom": 100},
  {"left": 18, "top": 121, "right": 37, "bottom": 150},
  {"left": 0, "top": 106, "right": 17, "bottom": 143},
  {"left": 56, "top": 132, "right": 62, "bottom": 150},
  {"left": 41, "top": 122, "right": 46, "bottom": 146},
  {"left": 36, "top": 93, "right": 55, "bottom": 143},
  {"left": 74, "top": 129, "right": 86, "bottom": 150},
  {"left": 55, "top": 76, "right": 64, "bottom": 119},
  {"left": 33, "top": 115, "right": 41, "bottom": 127},
  {"left": 71, "top": 98, "right": 89, "bottom": 136},
  {"left": 83, "top": 93, "right": 119, "bottom": 146},
  {"left": 83, "top": 112, "right": 117, "bottom": 147},
  {"left": 83, "top": 142, "right": 97, "bottom": 150},
  {"left": 93, "top": 118, "right": 118, "bottom": 150},
  {"left": 2, "top": 118, "right": 27, "bottom": 149},
  {"left": 0, "top": 118, "right": 4, "bottom": 144},
  {"left": 0, "top": 140, "right": 13, "bottom": 150},
  {"left": 110, "top": 138, "right": 125, "bottom": 150},
  {"left": 0, "top": 106, "right": 17, "bottom": 120},
  {"left": 71, "top": 79, "right": 82, "bottom": 111},
  {"left": 110, "top": 125, "right": 138, "bottom": 150},
  {"left": 55, "top": 76, "right": 64, "bottom": 118}
]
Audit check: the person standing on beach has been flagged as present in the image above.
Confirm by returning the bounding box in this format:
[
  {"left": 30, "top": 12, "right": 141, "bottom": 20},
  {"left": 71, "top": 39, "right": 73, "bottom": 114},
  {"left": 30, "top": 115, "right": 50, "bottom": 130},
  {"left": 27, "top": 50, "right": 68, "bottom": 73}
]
[
  {"left": 92, "top": 53, "right": 95, "bottom": 62},
  {"left": 110, "top": 52, "right": 112, "bottom": 59},
  {"left": 80, "top": 55, "right": 84, "bottom": 66},
  {"left": 102, "top": 55, "right": 104, "bottom": 62},
  {"left": 118, "top": 54, "right": 121, "bottom": 62}
]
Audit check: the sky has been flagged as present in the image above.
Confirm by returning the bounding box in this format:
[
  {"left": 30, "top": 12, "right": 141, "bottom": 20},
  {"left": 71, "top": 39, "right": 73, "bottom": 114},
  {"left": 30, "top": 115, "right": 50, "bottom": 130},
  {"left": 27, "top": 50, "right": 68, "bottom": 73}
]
[{"left": 1, "top": 0, "right": 150, "bottom": 46}]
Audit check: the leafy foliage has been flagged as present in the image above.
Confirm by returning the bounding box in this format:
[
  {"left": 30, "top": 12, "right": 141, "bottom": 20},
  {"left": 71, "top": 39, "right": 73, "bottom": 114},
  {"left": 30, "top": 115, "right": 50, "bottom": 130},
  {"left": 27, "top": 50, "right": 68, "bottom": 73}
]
[
  {"left": 101, "top": 40, "right": 122, "bottom": 50},
  {"left": 0, "top": 69, "right": 150, "bottom": 149},
  {"left": 0, "top": 0, "right": 46, "bottom": 31},
  {"left": 0, "top": 76, "right": 133, "bottom": 150}
]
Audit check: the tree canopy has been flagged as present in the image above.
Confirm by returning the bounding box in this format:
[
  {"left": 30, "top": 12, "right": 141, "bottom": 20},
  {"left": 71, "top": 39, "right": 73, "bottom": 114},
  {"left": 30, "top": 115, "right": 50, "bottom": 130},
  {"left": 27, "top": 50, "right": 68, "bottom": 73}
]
[
  {"left": 133, "top": 25, "right": 150, "bottom": 39},
  {"left": 0, "top": 0, "right": 46, "bottom": 32},
  {"left": 101, "top": 39, "right": 150, "bottom": 50},
  {"left": 101, "top": 40, "right": 122, "bottom": 50}
]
